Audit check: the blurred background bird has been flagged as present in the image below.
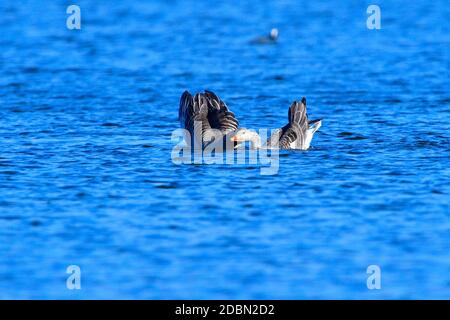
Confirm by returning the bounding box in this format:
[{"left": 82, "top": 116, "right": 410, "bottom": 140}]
[{"left": 250, "top": 28, "right": 279, "bottom": 44}]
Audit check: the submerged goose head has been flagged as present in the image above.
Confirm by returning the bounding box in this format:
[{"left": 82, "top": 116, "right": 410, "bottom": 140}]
[{"left": 230, "top": 128, "right": 262, "bottom": 149}]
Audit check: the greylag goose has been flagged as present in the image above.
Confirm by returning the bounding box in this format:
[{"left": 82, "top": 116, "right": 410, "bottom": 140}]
[
  {"left": 178, "top": 90, "right": 240, "bottom": 150},
  {"left": 231, "top": 98, "right": 322, "bottom": 150}
]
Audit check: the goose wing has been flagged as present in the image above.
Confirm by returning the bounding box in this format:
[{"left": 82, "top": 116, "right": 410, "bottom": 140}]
[
  {"left": 179, "top": 91, "right": 212, "bottom": 144},
  {"left": 266, "top": 128, "right": 283, "bottom": 148},
  {"left": 276, "top": 99, "right": 309, "bottom": 149},
  {"left": 203, "top": 90, "right": 239, "bottom": 134},
  {"left": 265, "top": 125, "right": 303, "bottom": 149},
  {"left": 279, "top": 124, "right": 303, "bottom": 149}
]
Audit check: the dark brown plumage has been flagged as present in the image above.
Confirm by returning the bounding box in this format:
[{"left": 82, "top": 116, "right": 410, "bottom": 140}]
[{"left": 178, "top": 90, "right": 239, "bottom": 148}]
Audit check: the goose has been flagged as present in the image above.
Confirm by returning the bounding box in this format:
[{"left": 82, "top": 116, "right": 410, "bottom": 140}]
[
  {"left": 178, "top": 90, "right": 241, "bottom": 150},
  {"left": 231, "top": 98, "right": 322, "bottom": 150},
  {"left": 250, "top": 28, "right": 279, "bottom": 44},
  {"left": 178, "top": 91, "right": 322, "bottom": 151}
]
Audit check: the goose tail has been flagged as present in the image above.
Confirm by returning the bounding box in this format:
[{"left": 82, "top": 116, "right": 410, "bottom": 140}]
[
  {"left": 308, "top": 118, "right": 322, "bottom": 134},
  {"left": 304, "top": 119, "right": 322, "bottom": 149}
]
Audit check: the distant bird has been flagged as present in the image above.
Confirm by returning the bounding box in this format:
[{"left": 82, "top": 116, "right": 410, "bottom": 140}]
[
  {"left": 250, "top": 28, "right": 279, "bottom": 44},
  {"left": 231, "top": 98, "right": 322, "bottom": 150}
]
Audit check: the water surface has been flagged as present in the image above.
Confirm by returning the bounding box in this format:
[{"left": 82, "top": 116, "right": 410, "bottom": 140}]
[{"left": 0, "top": 0, "right": 449, "bottom": 299}]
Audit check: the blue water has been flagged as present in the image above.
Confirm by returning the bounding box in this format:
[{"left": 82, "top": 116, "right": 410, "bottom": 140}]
[{"left": 0, "top": 0, "right": 449, "bottom": 299}]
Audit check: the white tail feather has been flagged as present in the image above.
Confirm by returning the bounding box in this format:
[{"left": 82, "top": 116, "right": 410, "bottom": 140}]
[{"left": 304, "top": 120, "right": 322, "bottom": 149}]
